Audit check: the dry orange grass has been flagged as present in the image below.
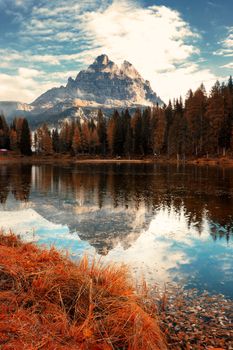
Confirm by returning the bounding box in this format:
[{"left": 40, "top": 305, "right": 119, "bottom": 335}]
[{"left": 0, "top": 233, "right": 166, "bottom": 350}]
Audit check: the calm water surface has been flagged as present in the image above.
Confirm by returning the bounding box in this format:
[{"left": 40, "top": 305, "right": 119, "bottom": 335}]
[{"left": 0, "top": 163, "right": 232, "bottom": 298}]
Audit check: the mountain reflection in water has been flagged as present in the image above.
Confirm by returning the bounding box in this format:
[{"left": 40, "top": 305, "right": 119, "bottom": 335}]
[{"left": 0, "top": 163, "right": 232, "bottom": 297}]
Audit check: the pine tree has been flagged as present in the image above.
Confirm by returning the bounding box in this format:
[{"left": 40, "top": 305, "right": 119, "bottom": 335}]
[
  {"left": 110, "top": 110, "right": 124, "bottom": 156},
  {"left": 153, "top": 106, "right": 166, "bottom": 155},
  {"left": 131, "top": 108, "right": 143, "bottom": 155},
  {"left": 168, "top": 100, "right": 188, "bottom": 160},
  {"left": 123, "top": 109, "right": 132, "bottom": 157},
  {"left": 0, "top": 115, "right": 9, "bottom": 149},
  {"left": 20, "top": 119, "right": 32, "bottom": 155},
  {"left": 185, "top": 85, "right": 207, "bottom": 156},
  {"left": 164, "top": 100, "right": 173, "bottom": 156},
  {"left": 205, "top": 81, "right": 225, "bottom": 155},
  {"left": 107, "top": 110, "right": 123, "bottom": 156},
  {"left": 9, "top": 129, "right": 18, "bottom": 151},
  {"left": 219, "top": 82, "right": 232, "bottom": 155},
  {"left": 228, "top": 75, "right": 233, "bottom": 94},
  {"left": 90, "top": 128, "right": 99, "bottom": 154},
  {"left": 97, "top": 109, "right": 107, "bottom": 155},
  {"left": 107, "top": 115, "right": 115, "bottom": 155},
  {"left": 52, "top": 129, "right": 60, "bottom": 153},
  {"left": 141, "top": 107, "right": 151, "bottom": 154},
  {"left": 36, "top": 124, "right": 52, "bottom": 154},
  {"left": 14, "top": 118, "right": 24, "bottom": 149},
  {"left": 59, "top": 121, "right": 74, "bottom": 153},
  {"left": 72, "top": 126, "right": 82, "bottom": 155},
  {"left": 81, "top": 121, "right": 90, "bottom": 153},
  {"left": 42, "top": 125, "right": 53, "bottom": 154}
]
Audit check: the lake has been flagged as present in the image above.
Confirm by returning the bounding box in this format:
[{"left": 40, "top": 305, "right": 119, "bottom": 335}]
[{"left": 0, "top": 163, "right": 232, "bottom": 298}]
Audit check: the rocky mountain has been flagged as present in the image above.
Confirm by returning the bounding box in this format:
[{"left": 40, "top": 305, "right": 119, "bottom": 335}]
[
  {"left": 32, "top": 54, "right": 163, "bottom": 111},
  {"left": 0, "top": 55, "right": 163, "bottom": 127}
]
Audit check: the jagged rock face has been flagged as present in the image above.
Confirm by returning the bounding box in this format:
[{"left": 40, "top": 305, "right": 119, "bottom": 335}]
[{"left": 32, "top": 54, "right": 163, "bottom": 109}]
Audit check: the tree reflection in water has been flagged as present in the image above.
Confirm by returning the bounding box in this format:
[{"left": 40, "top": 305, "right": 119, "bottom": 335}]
[{"left": 0, "top": 163, "right": 232, "bottom": 297}]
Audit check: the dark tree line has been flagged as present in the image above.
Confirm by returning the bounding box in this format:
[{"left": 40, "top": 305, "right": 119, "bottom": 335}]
[
  {"left": 0, "top": 116, "right": 31, "bottom": 155},
  {"left": 1, "top": 76, "right": 233, "bottom": 158}
]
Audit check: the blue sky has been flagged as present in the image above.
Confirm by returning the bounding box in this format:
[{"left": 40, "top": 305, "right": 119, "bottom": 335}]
[{"left": 0, "top": 0, "right": 232, "bottom": 103}]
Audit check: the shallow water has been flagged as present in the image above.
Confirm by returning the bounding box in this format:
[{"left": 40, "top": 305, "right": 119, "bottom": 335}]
[{"left": 0, "top": 163, "right": 232, "bottom": 298}]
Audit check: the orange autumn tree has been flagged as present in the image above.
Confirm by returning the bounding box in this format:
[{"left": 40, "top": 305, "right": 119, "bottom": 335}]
[{"left": 72, "top": 125, "right": 82, "bottom": 155}]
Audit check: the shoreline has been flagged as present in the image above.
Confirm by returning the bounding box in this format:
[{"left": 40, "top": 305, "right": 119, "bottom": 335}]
[
  {"left": 0, "top": 154, "right": 233, "bottom": 167},
  {"left": 0, "top": 232, "right": 166, "bottom": 350},
  {"left": 155, "top": 285, "right": 233, "bottom": 349},
  {"left": 0, "top": 232, "right": 232, "bottom": 349}
]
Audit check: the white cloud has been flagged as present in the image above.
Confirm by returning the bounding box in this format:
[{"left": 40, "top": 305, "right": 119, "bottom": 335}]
[
  {"left": 30, "top": 55, "right": 61, "bottom": 65},
  {"left": 0, "top": 68, "right": 56, "bottom": 102},
  {"left": 215, "top": 27, "right": 233, "bottom": 57},
  {"left": 154, "top": 64, "right": 219, "bottom": 102},
  {"left": 223, "top": 37, "right": 233, "bottom": 49},
  {"left": 19, "top": 0, "right": 103, "bottom": 40},
  {"left": 0, "top": 49, "right": 23, "bottom": 62},
  {"left": 221, "top": 62, "right": 233, "bottom": 69},
  {"left": 77, "top": 1, "right": 218, "bottom": 100},
  {"left": 15, "top": 0, "right": 26, "bottom": 5},
  {"left": 0, "top": 48, "right": 96, "bottom": 68},
  {"left": 0, "top": 49, "right": 65, "bottom": 66},
  {"left": 0, "top": 0, "right": 35, "bottom": 10},
  {"left": 43, "top": 70, "right": 78, "bottom": 82},
  {"left": 0, "top": 62, "right": 11, "bottom": 68},
  {"left": 18, "top": 67, "right": 42, "bottom": 78},
  {"left": 214, "top": 49, "right": 233, "bottom": 57},
  {"left": 82, "top": 2, "right": 199, "bottom": 72},
  {"left": 55, "top": 32, "right": 76, "bottom": 41},
  {"left": 0, "top": 0, "right": 221, "bottom": 102}
]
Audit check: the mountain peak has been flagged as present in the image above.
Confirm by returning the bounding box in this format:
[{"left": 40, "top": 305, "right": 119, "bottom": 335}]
[
  {"left": 122, "top": 60, "right": 132, "bottom": 67},
  {"left": 90, "top": 54, "right": 112, "bottom": 70},
  {"left": 32, "top": 54, "right": 163, "bottom": 110},
  {"left": 95, "top": 54, "right": 110, "bottom": 66},
  {"left": 121, "top": 60, "right": 141, "bottom": 79}
]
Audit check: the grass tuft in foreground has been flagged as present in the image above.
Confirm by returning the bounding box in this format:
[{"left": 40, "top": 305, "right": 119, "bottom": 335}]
[{"left": 0, "top": 232, "right": 166, "bottom": 350}]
